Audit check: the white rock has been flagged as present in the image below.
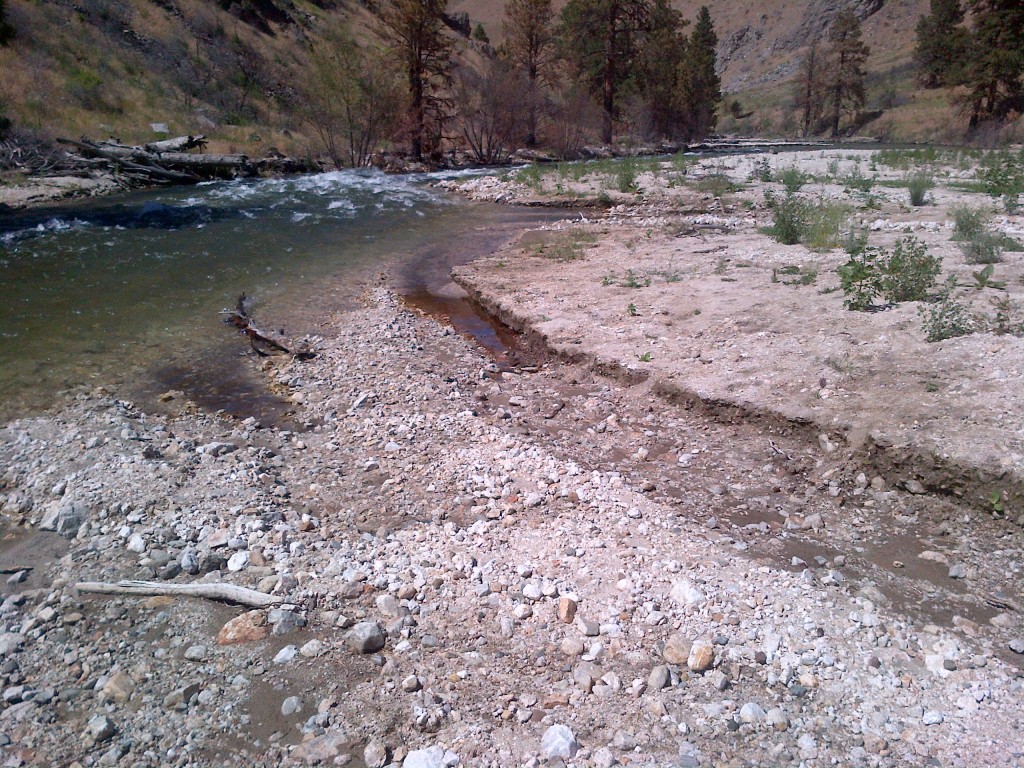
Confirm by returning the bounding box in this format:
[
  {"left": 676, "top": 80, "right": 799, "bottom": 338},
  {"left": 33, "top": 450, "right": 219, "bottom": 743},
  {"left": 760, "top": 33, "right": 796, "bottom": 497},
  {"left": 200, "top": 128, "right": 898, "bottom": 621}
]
[
  {"left": 739, "top": 702, "right": 766, "bottom": 723},
  {"left": 540, "top": 724, "right": 579, "bottom": 758},
  {"left": 670, "top": 579, "right": 707, "bottom": 607},
  {"left": 227, "top": 551, "right": 249, "bottom": 572}
]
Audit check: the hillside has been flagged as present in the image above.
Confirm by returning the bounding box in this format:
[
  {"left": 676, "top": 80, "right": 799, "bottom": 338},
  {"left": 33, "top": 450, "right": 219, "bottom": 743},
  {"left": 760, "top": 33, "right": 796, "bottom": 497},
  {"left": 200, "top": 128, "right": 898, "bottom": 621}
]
[
  {"left": 0, "top": 0, "right": 401, "bottom": 158},
  {"left": 0, "top": 0, "right": 1015, "bottom": 166}
]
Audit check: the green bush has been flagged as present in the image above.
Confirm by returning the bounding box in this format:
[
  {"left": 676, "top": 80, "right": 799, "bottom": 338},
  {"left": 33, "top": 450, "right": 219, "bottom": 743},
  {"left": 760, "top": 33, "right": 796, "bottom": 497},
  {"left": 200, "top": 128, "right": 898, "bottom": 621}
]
[
  {"left": 906, "top": 171, "right": 934, "bottom": 206},
  {"left": 802, "top": 200, "right": 849, "bottom": 251},
  {"left": 764, "top": 192, "right": 806, "bottom": 245},
  {"left": 882, "top": 236, "right": 941, "bottom": 303},
  {"left": 750, "top": 157, "right": 772, "bottom": 182},
  {"left": 779, "top": 166, "right": 809, "bottom": 193},
  {"left": 959, "top": 230, "right": 1004, "bottom": 264},
  {"left": 839, "top": 236, "right": 941, "bottom": 309},
  {"left": 919, "top": 277, "right": 975, "bottom": 342},
  {"left": 838, "top": 250, "right": 884, "bottom": 310},
  {"left": 950, "top": 205, "right": 987, "bottom": 241},
  {"left": 978, "top": 153, "right": 1024, "bottom": 213},
  {"left": 616, "top": 158, "right": 639, "bottom": 193}
]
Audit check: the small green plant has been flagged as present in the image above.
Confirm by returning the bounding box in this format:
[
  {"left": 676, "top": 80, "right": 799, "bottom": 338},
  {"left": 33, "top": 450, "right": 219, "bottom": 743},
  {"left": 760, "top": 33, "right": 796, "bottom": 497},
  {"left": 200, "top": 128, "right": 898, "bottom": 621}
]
[
  {"left": 882, "top": 236, "right": 941, "bottom": 303},
  {"left": 622, "top": 268, "right": 651, "bottom": 288},
  {"left": 906, "top": 171, "right": 935, "bottom": 206},
  {"left": 626, "top": 302, "right": 638, "bottom": 316},
  {"left": 534, "top": 229, "right": 597, "bottom": 262},
  {"left": 989, "top": 295, "right": 1024, "bottom": 335},
  {"left": 637, "top": 351, "right": 653, "bottom": 362},
  {"left": 517, "top": 164, "right": 543, "bottom": 188},
  {"left": 597, "top": 191, "right": 612, "bottom": 206},
  {"left": 989, "top": 490, "right": 1005, "bottom": 515},
  {"left": 971, "top": 264, "right": 1006, "bottom": 290},
  {"left": 779, "top": 166, "right": 809, "bottom": 193},
  {"left": 803, "top": 200, "right": 850, "bottom": 251},
  {"left": 826, "top": 159, "right": 840, "bottom": 177},
  {"left": 841, "top": 226, "right": 869, "bottom": 256},
  {"left": 838, "top": 249, "right": 885, "bottom": 310},
  {"left": 751, "top": 157, "right": 773, "bottom": 182},
  {"left": 918, "top": 276, "right": 975, "bottom": 342},
  {"left": 843, "top": 167, "right": 875, "bottom": 194}
]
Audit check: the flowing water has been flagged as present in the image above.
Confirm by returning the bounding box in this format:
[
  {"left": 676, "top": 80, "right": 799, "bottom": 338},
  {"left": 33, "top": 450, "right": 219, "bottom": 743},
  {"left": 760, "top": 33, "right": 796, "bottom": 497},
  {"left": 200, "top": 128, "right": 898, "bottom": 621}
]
[{"left": 0, "top": 170, "right": 561, "bottom": 423}]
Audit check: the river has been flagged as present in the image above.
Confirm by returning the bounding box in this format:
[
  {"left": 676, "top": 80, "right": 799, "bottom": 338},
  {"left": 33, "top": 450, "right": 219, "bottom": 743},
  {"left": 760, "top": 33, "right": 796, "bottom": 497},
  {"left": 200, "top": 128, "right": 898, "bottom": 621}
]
[{"left": 0, "top": 170, "right": 562, "bottom": 423}]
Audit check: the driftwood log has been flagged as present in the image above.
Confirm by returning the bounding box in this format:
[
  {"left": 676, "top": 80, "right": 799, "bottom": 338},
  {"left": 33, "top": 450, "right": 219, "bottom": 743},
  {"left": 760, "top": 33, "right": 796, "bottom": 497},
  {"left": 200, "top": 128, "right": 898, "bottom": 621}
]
[
  {"left": 222, "top": 294, "right": 314, "bottom": 359},
  {"left": 74, "top": 580, "right": 286, "bottom": 607},
  {"left": 53, "top": 135, "right": 307, "bottom": 185}
]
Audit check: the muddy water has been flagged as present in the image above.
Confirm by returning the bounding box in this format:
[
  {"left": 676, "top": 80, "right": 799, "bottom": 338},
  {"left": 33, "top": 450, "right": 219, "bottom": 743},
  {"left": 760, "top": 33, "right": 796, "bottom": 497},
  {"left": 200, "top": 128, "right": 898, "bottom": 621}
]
[{"left": 0, "top": 171, "right": 561, "bottom": 423}]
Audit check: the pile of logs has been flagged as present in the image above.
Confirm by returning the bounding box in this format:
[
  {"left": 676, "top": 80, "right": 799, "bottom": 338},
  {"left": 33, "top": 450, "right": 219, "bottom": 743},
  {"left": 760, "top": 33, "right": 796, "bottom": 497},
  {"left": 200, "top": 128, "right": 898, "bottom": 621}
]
[{"left": 55, "top": 135, "right": 312, "bottom": 185}]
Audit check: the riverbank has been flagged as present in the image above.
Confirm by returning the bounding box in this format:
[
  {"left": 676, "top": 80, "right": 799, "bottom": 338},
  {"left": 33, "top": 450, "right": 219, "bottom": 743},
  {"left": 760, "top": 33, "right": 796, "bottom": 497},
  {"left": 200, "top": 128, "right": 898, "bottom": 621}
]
[{"left": 0, "top": 149, "right": 1023, "bottom": 767}]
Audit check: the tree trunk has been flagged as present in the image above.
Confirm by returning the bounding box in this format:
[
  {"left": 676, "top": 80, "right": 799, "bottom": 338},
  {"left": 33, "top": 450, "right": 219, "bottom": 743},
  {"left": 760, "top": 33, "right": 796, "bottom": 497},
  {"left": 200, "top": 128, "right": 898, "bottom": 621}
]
[{"left": 602, "top": 3, "right": 618, "bottom": 145}]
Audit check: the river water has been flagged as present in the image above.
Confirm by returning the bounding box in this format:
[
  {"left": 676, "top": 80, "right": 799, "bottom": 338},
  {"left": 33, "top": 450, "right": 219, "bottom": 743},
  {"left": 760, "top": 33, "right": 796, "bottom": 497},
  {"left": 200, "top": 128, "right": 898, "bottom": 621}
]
[{"left": 0, "top": 170, "right": 560, "bottom": 423}]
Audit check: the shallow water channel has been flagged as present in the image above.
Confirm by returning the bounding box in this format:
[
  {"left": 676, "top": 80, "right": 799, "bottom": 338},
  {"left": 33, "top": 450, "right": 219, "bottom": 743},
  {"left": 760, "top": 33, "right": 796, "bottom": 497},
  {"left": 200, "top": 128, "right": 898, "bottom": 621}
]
[{"left": 0, "top": 170, "right": 561, "bottom": 423}]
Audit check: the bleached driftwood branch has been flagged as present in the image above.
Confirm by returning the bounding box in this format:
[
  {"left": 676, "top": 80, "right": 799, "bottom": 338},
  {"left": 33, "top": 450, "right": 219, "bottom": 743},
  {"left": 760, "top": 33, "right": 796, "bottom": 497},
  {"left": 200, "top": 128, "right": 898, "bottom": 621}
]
[{"left": 74, "top": 580, "right": 286, "bottom": 607}]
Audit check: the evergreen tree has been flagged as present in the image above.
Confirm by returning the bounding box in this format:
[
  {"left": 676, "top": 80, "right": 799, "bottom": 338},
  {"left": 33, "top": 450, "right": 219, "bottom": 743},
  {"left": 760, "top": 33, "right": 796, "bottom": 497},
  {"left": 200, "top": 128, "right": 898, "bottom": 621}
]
[
  {"left": 914, "top": 0, "right": 968, "bottom": 88},
  {"left": 0, "top": 0, "right": 14, "bottom": 46},
  {"left": 826, "top": 10, "right": 869, "bottom": 138},
  {"left": 679, "top": 6, "right": 720, "bottom": 141},
  {"left": 377, "top": 0, "right": 453, "bottom": 160},
  {"left": 637, "top": 0, "right": 688, "bottom": 139},
  {"left": 559, "top": 0, "right": 651, "bottom": 144},
  {"left": 963, "top": 0, "right": 1024, "bottom": 126},
  {"left": 502, "top": 0, "right": 556, "bottom": 146},
  {"left": 793, "top": 37, "right": 826, "bottom": 137}
]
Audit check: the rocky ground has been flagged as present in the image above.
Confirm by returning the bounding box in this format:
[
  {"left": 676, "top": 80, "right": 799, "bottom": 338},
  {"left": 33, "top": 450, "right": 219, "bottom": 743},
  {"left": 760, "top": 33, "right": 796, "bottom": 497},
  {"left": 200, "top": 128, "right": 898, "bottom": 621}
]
[{"left": 1, "top": 148, "right": 1023, "bottom": 768}]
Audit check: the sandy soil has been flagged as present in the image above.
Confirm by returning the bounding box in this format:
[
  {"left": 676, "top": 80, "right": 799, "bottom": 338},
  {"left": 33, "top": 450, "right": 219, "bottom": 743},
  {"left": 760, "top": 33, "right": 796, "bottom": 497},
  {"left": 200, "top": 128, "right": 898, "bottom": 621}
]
[{"left": 449, "top": 148, "right": 1024, "bottom": 514}]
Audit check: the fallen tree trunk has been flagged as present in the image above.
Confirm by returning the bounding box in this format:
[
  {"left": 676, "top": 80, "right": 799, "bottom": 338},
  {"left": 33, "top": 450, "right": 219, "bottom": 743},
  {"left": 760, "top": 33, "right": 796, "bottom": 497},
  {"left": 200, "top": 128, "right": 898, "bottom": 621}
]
[
  {"left": 144, "top": 135, "right": 207, "bottom": 153},
  {"left": 75, "top": 580, "right": 286, "bottom": 607},
  {"left": 56, "top": 137, "right": 258, "bottom": 183}
]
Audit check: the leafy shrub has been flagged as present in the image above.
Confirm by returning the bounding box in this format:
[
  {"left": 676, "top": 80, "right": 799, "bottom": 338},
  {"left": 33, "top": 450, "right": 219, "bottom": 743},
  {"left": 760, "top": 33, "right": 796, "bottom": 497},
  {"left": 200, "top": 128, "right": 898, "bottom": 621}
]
[
  {"left": 802, "top": 201, "right": 850, "bottom": 251},
  {"left": 839, "top": 236, "right": 940, "bottom": 309},
  {"left": 764, "top": 192, "right": 806, "bottom": 245},
  {"left": 696, "top": 172, "right": 737, "bottom": 197},
  {"left": 951, "top": 205, "right": 987, "bottom": 241},
  {"left": 919, "top": 277, "right": 975, "bottom": 342},
  {"left": 906, "top": 171, "right": 934, "bottom": 206},
  {"left": 959, "top": 230, "right": 1004, "bottom": 264},
  {"left": 978, "top": 153, "right": 1024, "bottom": 213},
  {"left": 843, "top": 167, "right": 875, "bottom": 194},
  {"left": 616, "top": 158, "right": 639, "bottom": 193},
  {"left": 779, "top": 166, "right": 809, "bottom": 193},
  {"left": 881, "top": 237, "right": 941, "bottom": 302}
]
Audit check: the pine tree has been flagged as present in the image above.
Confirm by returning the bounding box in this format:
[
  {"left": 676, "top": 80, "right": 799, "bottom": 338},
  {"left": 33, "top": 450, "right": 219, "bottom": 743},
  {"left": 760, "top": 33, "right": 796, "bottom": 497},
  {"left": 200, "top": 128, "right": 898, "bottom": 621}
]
[
  {"left": 559, "top": 0, "right": 651, "bottom": 144},
  {"left": 793, "top": 37, "right": 825, "bottom": 137},
  {"left": 963, "top": 0, "right": 1024, "bottom": 126},
  {"left": 377, "top": 0, "right": 453, "bottom": 161},
  {"left": 914, "top": 0, "right": 968, "bottom": 88},
  {"left": 635, "top": 0, "right": 688, "bottom": 139},
  {"left": 826, "top": 10, "right": 870, "bottom": 138},
  {"left": 679, "top": 6, "right": 720, "bottom": 141},
  {"left": 502, "top": 0, "right": 556, "bottom": 146}
]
